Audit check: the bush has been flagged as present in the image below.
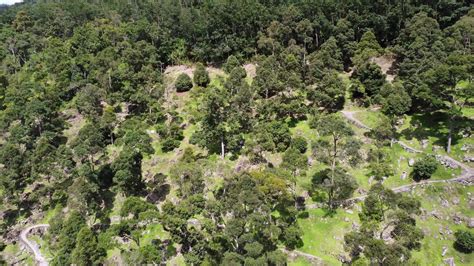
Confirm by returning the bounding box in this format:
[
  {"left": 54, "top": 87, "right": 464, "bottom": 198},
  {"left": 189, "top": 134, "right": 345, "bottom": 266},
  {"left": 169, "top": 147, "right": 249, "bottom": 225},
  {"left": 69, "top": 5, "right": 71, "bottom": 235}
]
[
  {"left": 291, "top": 136, "right": 308, "bottom": 153},
  {"left": 223, "top": 55, "right": 240, "bottom": 74},
  {"left": 193, "top": 63, "right": 210, "bottom": 87},
  {"left": 161, "top": 137, "right": 180, "bottom": 152},
  {"left": 411, "top": 155, "right": 438, "bottom": 181},
  {"left": 175, "top": 73, "right": 193, "bottom": 92},
  {"left": 454, "top": 229, "right": 474, "bottom": 253}
]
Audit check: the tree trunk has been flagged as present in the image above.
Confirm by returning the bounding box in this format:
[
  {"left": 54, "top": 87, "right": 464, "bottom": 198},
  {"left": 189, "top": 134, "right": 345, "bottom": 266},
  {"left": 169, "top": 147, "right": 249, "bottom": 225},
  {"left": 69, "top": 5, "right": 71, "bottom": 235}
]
[
  {"left": 447, "top": 119, "right": 453, "bottom": 154},
  {"left": 221, "top": 136, "right": 225, "bottom": 160}
]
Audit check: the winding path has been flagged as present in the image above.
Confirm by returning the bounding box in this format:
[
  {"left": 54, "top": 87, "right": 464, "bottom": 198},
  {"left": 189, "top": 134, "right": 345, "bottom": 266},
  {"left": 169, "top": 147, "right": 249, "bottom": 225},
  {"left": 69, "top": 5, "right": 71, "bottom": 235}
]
[
  {"left": 19, "top": 224, "right": 49, "bottom": 266},
  {"left": 336, "top": 110, "right": 474, "bottom": 204}
]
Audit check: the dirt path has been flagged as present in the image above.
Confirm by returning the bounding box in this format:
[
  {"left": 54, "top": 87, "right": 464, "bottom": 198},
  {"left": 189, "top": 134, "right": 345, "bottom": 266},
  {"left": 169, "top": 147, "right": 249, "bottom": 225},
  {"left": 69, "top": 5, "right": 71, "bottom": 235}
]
[
  {"left": 19, "top": 224, "right": 49, "bottom": 266},
  {"left": 281, "top": 248, "right": 325, "bottom": 265},
  {"left": 334, "top": 110, "right": 474, "bottom": 204}
]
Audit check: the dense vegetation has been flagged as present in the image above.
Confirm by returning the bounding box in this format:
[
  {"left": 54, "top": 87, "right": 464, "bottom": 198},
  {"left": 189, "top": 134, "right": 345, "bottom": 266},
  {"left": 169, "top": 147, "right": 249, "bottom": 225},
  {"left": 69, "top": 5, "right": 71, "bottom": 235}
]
[{"left": 0, "top": 0, "right": 473, "bottom": 265}]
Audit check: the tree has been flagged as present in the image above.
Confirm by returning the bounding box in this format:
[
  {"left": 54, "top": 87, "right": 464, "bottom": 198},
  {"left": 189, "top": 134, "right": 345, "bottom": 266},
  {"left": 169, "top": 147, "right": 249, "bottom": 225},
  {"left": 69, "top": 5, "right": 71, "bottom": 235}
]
[
  {"left": 120, "top": 196, "right": 156, "bottom": 219},
  {"left": 112, "top": 147, "right": 145, "bottom": 195},
  {"left": 193, "top": 63, "right": 210, "bottom": 87},
  {"left": 350, "top": 62, "right": 386, "bottom": 102},
  {"left": 307, "top": 71, "right": 345, "bottom": 112},
  {"left": 345, "top": 184, "right": 423, "bottom": 264},
  {"left": 281, "top": 147, "right": 307, "bottom": 177},
  {"left": 223, "top": 55, "right": 241, "bottom": 74},
  {"left": 75, "top": 84, "right": 104, "bottom": 120},
  {"left": 175, "top": 73, "right": 193, "bottom": 92},
  {"left": 312, "top": 167, "right": 358, "bottom": 208},
  {"left": 454, "top": 229, "right": 474, "bottom": 253},
  {"left": 290, "top": 136, "right": 307, "bottom": 153},
  {"left": 308, "top": 37, "right": 343, "bottom": 81},
  {"left": 411, "top": 155, "right": 438, "bottom": 181},
  {"left": 313, "top": 114, "right": 360, "bottom": 208},
  {"left": 51, "top": 212, "right": 86, "bottom": 266},
  {"left": 71, "top": 226, "right": 105, "bottom": 266},
  {"left": 424, "top": 55, "right": 473, "bottom": 153},
  {"left": 352, "top": 30, "right": 383, "bottom": 66}
]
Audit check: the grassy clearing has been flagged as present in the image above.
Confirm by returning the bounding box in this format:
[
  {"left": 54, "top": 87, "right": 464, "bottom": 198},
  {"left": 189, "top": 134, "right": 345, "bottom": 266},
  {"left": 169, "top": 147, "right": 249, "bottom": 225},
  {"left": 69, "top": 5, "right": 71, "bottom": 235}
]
[
  {"left": 297, "top": 208, "right": 358, "bottom": 264},
  {"left": 410, "top": 184, "right": 474, "bottom": 265}
]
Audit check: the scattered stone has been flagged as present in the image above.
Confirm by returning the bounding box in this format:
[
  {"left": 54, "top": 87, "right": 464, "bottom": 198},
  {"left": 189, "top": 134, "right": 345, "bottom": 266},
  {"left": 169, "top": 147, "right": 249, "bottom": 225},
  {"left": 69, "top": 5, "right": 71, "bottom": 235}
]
[
  {"left": 421, "top": 139, "right": 429, "bottom": 149},
  {"left": 453, "top": 214, "right": 462, "bottom": 225},
  {"left": 344, "top": 217, "right": 350, "bottom": 222},
  {"left": 443, "top": 257, "right": 455, "bottom": 266},
  {"left": 460, "top": 144, "right": 471, "bottom": 152},
  {"left": 338, "top": 254, "right": 350, "bottom": 263},
  {"left": 432, "top": 145, "right": 443, "bottom": 152},
  {"left": 400, "top": 171, "right": 407, "bottom": 180},
  {"left": 441, "top": 199, "right": 450, "bottom": 207},
  {"left": 352, "top": 222, "right": 360, "bottom": 230},
  {"left": 445, "top": 226, "right": 453, "bottom": 235},
  {"left": 146, "top": 129, "right": 156, "bottom": 134},
  {"left": 431, "top": 211, "right": 442, "bottom": 219},
  {"left": 442, "top": 246, "right": 448, "bottom": 257},
  {"left": 408, "top": 158, "right": 415, "bottom": 167},
  {"left": 452, "top": 197, "right": 460, "bottom": 205},
  {"left": 463, "top": 156, "right": 474, "bottom": 163},
  {"left": 368, "top": 175, "right": 374, "bottom": 185},
  {"left": 345, "top": 209, "right": 354, "bottom": 214},
  {"left": 467, "top": 218, "right": 474, "bottom": 228}
]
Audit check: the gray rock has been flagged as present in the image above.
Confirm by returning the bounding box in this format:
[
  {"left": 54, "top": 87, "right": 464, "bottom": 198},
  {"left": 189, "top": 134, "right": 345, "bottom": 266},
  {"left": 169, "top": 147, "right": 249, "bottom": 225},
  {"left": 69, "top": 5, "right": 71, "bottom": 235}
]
[
  {"left": 467, "top": 218, "right": 474, "bottom": 228},
  {"left": 431, "top": 211, "right": 442, "bottom": 219},
  {"left": 452, "top": 197, "right": 460, "bottom": 205},
  {"left": 432, "top": 145, "right": 443, "bottom": 152},
  {"left": 443, "top": 257, "right": 455, "bottom": 266},
  {"left": 421, "top": 139, "right": 429, "bottom": 149},
  {"left": 400, "top": 171, "right": 408, "bottom": 180},
  {"left": 408, "top": 158, "right": 415, "bottom": 167},
  {"left": 453, "top": 214, "right": 462, "bottom": 225},
  {"left": 441, "top": 199, "right": 450, "bottom": 207},
  {"left": 442, "top": 246, "right": 448, "bottom": 257}
]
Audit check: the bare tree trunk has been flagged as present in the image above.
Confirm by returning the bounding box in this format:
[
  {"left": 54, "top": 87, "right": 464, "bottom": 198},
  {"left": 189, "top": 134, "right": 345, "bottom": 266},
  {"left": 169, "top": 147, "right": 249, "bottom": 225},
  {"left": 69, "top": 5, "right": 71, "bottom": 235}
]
[
  {"left": 221, "top": 135, "right": 225, "bottom": 160},
  {"left": 447, "top": 119, "right": 453, "bottom": 154}
]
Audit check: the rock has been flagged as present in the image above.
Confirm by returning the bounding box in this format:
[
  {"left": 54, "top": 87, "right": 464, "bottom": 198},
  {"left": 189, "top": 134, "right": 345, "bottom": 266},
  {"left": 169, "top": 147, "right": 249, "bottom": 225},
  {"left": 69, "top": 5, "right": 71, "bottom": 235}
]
[
  {"left": 432, "top": 211, "right": 442, "bottom": 219},
  {"left": 453, "top": 214, "right": 462, "bottom": 225},
  {"left": 421, "top": 139, "right": 429, "bottom": 149},
  {"left": 460, "top": 144, "right": 471, "bottom": 151},
  {"left": 452, "top": 197, "right": 460, "bottom": 205},
  {"left": 345, "top": 209, "right": 354, "bottom": 214},
  {"left": 368, "top": 176, "right": 374, "bottom": 185},
  {"left": 463, "top": 156, "right": 474, "bottom": 163},
  {"left": 432, "top": 145, "right": 443, "bottom": 152},
  {"left": 441, "top": 199, "right": 450, "bottom": 207},
  {"left": 344, "top": 217, "right": 350, "bottom": 222},
  {"left": 443, "top": 257, "right": 455, "bottom": 266},
  {"left": 352, "top": 222, "right": 360, "bottom": 230},
  {"left": 408, "top": 158, "right": 415, "bottom": 167},
  {"left": 400, "top": 171, "right": 407, "bottom": 180},
  {"left": 467, "top": 218, "right": 474, "bottom": 228},
  {"left": 442, "top": 246, "right": 448, "bottom": 257}
]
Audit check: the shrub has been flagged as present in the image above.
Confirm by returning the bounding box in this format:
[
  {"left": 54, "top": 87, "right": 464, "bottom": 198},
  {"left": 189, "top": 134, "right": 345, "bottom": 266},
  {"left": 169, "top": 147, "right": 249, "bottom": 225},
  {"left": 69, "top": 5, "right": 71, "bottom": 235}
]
[
  {"left": 193, "top": 63, "right": 210, "bottom": 87},
  {"left": 291, "top": 136, "right": 308, "bottom": 153},
  {"left": 454, "top": 229, "right": 474, "bottom": 253},
  {"left": 175, "top": 73, "right": 193, "bottom": 92},
  {"left": 161, "top": 137, "right": 180, "bottom": 152},
  {"left": 411, "top": 155, "right": 438, "bottom": 181}
]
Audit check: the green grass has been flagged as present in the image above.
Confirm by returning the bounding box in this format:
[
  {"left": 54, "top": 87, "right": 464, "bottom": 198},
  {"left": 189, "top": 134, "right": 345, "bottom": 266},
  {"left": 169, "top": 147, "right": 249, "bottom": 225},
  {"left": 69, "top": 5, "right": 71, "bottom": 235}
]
[
  {"left": 140, "top": 223, "right": 169, "bottom": 246},
  {"left": 297, "top": 208, "right": 358, "bottom": 264},
  {"left": 354, "top": 110, "right": 386, "bottom": 129},
  {"left": 410, "top": 184, "right": 474, "bottom": 265}
]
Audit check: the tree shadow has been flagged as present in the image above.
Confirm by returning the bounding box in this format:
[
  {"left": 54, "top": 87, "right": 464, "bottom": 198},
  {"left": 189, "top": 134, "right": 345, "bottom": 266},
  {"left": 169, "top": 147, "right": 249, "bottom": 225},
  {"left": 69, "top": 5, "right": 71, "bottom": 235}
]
[{"left": 397, "top": 112, "right": 472, "bottom": 148}]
